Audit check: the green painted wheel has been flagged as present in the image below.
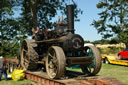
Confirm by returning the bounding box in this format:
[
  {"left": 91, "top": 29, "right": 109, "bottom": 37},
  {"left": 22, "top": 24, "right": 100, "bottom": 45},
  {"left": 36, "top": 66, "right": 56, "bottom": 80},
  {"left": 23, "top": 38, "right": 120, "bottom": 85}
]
[{"left": 80, "top": 45, "right": 102, "bottom": 76}]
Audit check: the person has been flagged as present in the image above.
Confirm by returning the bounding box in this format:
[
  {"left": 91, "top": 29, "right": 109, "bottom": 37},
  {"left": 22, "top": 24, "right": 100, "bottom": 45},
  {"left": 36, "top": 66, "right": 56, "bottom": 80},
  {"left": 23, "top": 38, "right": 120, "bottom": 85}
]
[{"left": 0, "top": 55, "right": 8, "bottom": 80}]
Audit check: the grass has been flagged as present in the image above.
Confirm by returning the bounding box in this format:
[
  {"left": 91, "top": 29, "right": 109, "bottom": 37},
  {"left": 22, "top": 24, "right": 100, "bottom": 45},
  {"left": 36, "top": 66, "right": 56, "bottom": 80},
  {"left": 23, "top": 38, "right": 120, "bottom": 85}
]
[
  {"left": 98, "top": 64, "right": 128, "bottom": 85},
  {"left": 67, "top": 64, "right": 128, "bottom": 85},
  {"left": 0, "top": 79, "right": 32, "bottom": 85},
  {"left": 0, "top": 73, "right": 32, "bottom": 85},
  {"left": 0, "top": 64, "right": 127, "bottom": 85}
]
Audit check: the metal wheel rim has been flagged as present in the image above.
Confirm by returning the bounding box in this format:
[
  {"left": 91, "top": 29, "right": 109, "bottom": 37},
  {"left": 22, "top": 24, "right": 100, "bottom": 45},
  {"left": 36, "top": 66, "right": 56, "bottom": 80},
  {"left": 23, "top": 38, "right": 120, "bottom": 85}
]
[
  {"left": 80, "top": 46, "right": 102, "bottom": 75},
  {"left": 47, "top": 48, "right": 58, "bottom": 78},
  {"left": 21, "top": 41, "right": 29, "bottom": 70},
  {"left": 105, "top": 58, "right": 109, "bottom": 64},
  {"left": 46, "top": 46, "right": 66, "bottom": 79}
]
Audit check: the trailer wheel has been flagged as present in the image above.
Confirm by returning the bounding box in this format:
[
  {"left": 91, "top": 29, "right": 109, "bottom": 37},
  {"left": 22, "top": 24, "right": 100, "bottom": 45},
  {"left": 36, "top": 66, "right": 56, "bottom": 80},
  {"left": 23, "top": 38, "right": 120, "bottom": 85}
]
[
  {"left": 21, "top": 39, "right": 38, "bottom": 70},
  {"left": 118, "top": 55, "right": 122, "bottom": 60},
  {"left": 104, "top": 58, "right": 110, "bottom": 64},
  {"left": 80, "top": 45, "right": 102, "bottom": 76},
  {"left": 46, "top": 46, "right": 66, "bottom": 79}
]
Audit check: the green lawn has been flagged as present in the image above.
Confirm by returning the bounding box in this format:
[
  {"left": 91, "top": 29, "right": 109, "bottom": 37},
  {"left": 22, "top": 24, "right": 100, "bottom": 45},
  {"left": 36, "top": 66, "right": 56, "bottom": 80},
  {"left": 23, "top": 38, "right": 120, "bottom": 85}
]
[
  {"left": 0, "top": 79, "right": 32, "bottom": 85},
  {"left": 0, "top": 63, "right": 127, "bottom": 85},
  {"left": 98, "top": 64, "right": 128, "bottom": 85},
  {"left": 67, "top": 63, "right": 128, "bottom": 84}
]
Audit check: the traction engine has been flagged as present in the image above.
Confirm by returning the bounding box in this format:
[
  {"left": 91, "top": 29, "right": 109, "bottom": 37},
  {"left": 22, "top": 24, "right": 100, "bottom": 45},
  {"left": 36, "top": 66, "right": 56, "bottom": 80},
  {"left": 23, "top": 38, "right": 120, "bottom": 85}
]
[{"left": 20, "top": 5, "right": 102, "bottom": 79}]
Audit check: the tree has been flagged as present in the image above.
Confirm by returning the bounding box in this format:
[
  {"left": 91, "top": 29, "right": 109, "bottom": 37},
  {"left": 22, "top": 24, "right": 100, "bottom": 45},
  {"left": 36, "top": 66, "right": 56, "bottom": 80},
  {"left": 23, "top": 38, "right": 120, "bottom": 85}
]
[
  {"left": 0, "top": 0, "right": 26, "bottom": 56},
  {"left": 21, "top": 0, "right": 83, "bottom": 36},
  {"left": 119, "top": 30, "right": 128, "bottom": 47},
  {"left": 0, "top": 0, "right": 82, "bottom": 57},
  {"left": 92, "top": 0, "right": 128, "bottom": 47},
  {"left": 0, "top": 0, "right": 27, "bottom": 42},
  {"left": 0, "top": 0, "right": 14, "bottom": 42}
]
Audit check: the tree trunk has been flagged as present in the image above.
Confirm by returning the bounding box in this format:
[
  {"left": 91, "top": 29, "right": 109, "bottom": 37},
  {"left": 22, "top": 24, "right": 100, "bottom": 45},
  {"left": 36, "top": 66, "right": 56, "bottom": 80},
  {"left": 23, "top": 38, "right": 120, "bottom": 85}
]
[{"left": 125, "top": 44, "right": 128, "bottom": 48}]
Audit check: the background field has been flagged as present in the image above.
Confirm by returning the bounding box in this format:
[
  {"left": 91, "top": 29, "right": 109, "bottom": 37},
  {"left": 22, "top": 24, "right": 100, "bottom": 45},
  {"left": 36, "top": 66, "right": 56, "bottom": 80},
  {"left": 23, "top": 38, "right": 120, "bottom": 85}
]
[
  {"left": 96, "top": 43, "right": 125, "bottom": 55},
  {"left": 0, "top": 79, "right": 32, "bottom": 85},
  {"left": 99, "top": 64, "right": 128, "bottom": 84}
]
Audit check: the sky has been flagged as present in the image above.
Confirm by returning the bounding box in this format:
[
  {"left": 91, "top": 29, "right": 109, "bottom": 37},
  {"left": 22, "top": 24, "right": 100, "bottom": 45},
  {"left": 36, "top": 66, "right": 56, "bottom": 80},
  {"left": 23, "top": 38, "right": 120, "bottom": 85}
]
[
  {"left": 15, "top": 0, "right": 102, "bottom": 41},
  {"left": 74, "top": 0, "right": 102, "bottom": 41},
  {"left": 52, "top": 0, "right": 102, "bottom": 41}
]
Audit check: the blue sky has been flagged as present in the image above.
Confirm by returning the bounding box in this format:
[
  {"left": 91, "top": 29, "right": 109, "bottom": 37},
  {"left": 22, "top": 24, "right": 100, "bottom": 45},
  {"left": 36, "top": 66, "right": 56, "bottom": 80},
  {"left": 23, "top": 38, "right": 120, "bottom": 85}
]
[
  {"left": 52, "top": 0, "right": 102, "bottom": 41},
  {"left": 15, "top": 0, "right": 102, "bottom": 41},
  {"left": 74, "top": 0, "right": 102, "bottom": 41}
]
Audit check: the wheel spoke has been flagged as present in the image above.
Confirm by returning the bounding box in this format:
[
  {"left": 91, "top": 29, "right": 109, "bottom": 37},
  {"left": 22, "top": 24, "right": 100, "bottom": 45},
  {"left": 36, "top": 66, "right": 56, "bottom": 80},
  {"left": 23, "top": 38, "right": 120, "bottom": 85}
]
[
  {"left": 46, "top": 46, "right": 66, "bottom": 79},
  {"left": 53, "top": 52, "right": 56, "bottom": 58},
  {"left": 24, "top": 58, "right": 29, "bottom": 63},
  {"left": 23, "top": 49, "right": 28, "bottom": 53},
  {"left": 80, "top": 46, "right": 101, "bottom": 76},
  {"left": 48, "top": 53, "right": 54, "bottom": 58},
  {"left": 53, "top": 59, "right": 58, "bottom": 67}
]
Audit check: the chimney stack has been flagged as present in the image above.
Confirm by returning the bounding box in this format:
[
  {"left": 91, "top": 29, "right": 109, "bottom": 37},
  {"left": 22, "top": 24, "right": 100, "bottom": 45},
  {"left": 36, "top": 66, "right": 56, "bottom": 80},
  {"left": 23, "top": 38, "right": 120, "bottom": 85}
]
[{"left": 67, "top": 5, "right": 75, "bottom": 34}]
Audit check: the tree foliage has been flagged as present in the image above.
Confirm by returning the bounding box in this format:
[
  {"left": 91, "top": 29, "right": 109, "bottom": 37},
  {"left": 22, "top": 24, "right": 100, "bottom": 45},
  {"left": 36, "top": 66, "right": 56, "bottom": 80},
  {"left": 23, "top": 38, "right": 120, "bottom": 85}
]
[
  {"left": 92, "top": 0, "right": 128, "bottom": 47},
  {"left": 0, "top": 0, "right": 20, "bottom": 56},
  {"left": 0, "top": 0, "right": 82, "bottom": 57},
  {"left": 21, "top": 0, "right": 83, "bottom": 35},
  {"left": 92, "top": 38, "right": 119, "bottom": 44}
]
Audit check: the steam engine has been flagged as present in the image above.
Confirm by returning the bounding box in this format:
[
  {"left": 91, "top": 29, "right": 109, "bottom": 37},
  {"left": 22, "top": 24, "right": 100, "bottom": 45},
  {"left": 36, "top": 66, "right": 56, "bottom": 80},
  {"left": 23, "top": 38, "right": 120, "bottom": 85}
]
[
  {"left": 34, "top": 5, "right": 84, "bottom": 52},
  {"left": 20, "top": 5, "right": 102, "bottom": 79}
]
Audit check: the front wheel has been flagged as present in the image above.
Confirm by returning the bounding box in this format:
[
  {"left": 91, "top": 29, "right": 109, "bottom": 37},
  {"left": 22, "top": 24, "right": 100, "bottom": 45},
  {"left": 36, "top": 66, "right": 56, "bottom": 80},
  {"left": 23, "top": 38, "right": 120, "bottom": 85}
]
[
  {"left": 46, "top": 46, "right": 66, "bottom": 79},
  {"left": 80, "top": 45, "right": 102, "bottom": 76}
]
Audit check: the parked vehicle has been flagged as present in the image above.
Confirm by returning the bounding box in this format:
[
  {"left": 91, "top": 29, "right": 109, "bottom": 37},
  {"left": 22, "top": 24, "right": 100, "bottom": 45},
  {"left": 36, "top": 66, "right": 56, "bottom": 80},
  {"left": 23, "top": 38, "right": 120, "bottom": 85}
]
[
  {"left": 118, "top": 48, "right": 128, "bottom": 59},
  {"left": 102, "top": 55, "right": 128, "bottom": 66}
]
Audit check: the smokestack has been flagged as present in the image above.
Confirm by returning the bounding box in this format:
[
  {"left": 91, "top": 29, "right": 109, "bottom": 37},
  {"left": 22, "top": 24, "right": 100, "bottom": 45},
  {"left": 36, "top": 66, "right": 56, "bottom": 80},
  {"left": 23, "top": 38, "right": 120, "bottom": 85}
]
[{"left": 67, "top": 5, "right": 75, "bottom": 34}]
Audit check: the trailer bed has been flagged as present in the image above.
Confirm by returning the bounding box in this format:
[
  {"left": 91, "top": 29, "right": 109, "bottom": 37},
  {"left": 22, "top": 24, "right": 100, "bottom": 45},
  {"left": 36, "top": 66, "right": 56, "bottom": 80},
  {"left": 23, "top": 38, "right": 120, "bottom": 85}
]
[{"left": 102, "top": 55, "right": 128, "bottom": 66}]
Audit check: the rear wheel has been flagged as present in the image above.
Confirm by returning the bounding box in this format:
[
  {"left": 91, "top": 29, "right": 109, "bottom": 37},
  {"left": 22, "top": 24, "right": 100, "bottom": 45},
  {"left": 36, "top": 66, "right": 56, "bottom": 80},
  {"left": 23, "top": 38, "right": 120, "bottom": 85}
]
[
  {"left": 21, "top": 39, "right": 38, "bottom": 70},
  {"left": 46, "top": 46, "right": 66, "bottom": 79},
  {"left": 80, "top": 45, "right": 102, "bottom": 76}
]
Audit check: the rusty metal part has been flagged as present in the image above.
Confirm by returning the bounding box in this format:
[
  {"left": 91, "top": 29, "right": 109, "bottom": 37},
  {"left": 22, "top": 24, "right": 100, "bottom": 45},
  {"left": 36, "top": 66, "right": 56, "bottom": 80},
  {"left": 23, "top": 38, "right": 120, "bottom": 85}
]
[
  {"left": 24, "top": 71, "right": 125, "bottom": 85},
  {"left": 67, "top": 57, "right": 92, "bottom": 65}
]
